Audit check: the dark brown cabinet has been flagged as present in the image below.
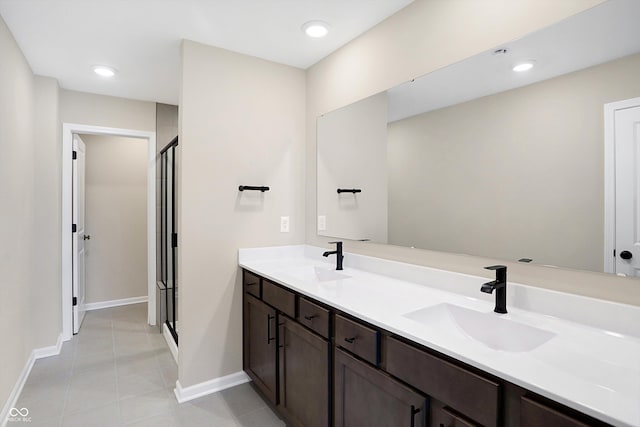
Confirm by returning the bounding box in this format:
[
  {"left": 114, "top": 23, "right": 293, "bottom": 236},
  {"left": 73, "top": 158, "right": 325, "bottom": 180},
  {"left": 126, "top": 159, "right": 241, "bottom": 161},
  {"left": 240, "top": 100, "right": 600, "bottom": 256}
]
[
  {"left": 243, "top": 293, "right": 277, "bottom": 404},
  {"left": 242, "top": 269, "right": 612, "bottom": 427},
  {"left": 431, "top": 401, "right": 479, "bottom": 427},
  {"left": 386, "top": 337, "right": 499, "bottom": 427},
  {"left": 243, "top": 270, "right": 261, "bottom": 298},
  {"left": 278, "top": 316, "right": 330, "bottom": 427},
  {"left": 520, "top": 397, "right": 590, "bottom": 427},
  {"left": 263, "top": 279, "right": 296, "bottom": 318},
  {"left": 335, "top": 314, "right": 381, "bottom": 366},
  {"left": 299, "top": 297, "right": 330, "bottom": 339},
  {"left": 335, "top": 348, "right": 427, "bottom": 427}
]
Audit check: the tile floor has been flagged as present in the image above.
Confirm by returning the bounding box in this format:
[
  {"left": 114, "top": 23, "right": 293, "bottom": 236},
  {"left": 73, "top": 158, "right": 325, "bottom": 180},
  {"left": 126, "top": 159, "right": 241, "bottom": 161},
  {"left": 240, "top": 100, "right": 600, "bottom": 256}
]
[{"left": 10, "top": 303, "right": 284, "bottom": 427}]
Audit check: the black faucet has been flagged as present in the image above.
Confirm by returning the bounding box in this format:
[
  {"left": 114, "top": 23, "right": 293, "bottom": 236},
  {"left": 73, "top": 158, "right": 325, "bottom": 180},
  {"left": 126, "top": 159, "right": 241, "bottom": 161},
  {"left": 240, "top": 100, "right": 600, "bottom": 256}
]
[
  {"left": 480, "top": 265, "right": 507, "bottom": 314},
  {"left": 323, "top": 241, "right": 344, "bottom": 271}
]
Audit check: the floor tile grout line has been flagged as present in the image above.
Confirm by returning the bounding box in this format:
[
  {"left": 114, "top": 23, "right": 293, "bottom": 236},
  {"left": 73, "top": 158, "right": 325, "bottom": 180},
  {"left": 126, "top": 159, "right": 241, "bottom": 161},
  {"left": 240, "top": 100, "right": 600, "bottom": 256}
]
[{"left": 110, "top": 314, "right": 126, "bottom": 426}]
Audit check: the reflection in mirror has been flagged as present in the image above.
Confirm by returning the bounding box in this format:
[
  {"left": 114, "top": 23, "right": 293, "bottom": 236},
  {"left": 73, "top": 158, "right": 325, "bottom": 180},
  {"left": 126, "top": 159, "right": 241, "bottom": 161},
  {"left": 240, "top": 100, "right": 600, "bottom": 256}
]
[{"left": 317, "top": 0, "right": 640, "bottom": 273}]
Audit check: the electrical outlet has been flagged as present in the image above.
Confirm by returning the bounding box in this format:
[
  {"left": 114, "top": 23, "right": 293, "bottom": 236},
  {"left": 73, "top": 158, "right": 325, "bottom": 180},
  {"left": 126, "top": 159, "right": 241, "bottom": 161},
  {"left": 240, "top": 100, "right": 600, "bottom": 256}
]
[
  {"left": 280, "top": 216, "right": 290, "bottom": 233},
  {"left": 318, "top": 215, "right": 326, "bottom": 231}
]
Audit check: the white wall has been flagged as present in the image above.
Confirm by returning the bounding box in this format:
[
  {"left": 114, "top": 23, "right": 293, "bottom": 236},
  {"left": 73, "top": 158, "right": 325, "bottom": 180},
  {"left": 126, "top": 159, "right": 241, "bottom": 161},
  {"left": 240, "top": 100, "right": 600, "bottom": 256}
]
[
  {"left": 388, "top": 53, "right": 640, "bottom": 272},
  {"left": 179, "top": 41, "right": 306, "bottom": 387},
  {"left": 305, "top": 0, "right": 640, "bottom": 306},
  {"left": 83, "top": 134, "right": 148, "bottom": 304},
  {"left": 0, "top": 16, "right": 60, "bottom": 412},
  {"left": 317, "top": 92, "right": 388, "bottom": 242}
]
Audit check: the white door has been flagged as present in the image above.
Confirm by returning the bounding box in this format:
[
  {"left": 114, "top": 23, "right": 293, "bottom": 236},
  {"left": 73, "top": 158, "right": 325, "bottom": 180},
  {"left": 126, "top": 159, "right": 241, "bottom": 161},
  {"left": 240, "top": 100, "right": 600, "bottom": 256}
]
[
  {"left": 614, "top": 105, "right": 640, "bottom": 277},
  {"left": 72, "top": 134, "right": 87, "bottom": 333}
]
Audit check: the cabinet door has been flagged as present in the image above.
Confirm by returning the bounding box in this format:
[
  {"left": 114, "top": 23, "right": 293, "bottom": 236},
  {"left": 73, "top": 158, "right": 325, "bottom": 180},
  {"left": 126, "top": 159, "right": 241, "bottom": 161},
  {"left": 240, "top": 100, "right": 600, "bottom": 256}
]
[
  {"left": 279, "top": 317, "right": 329, "bottom": 427},
  {"left": 243, "top": 293, "right": 277, "bottom": 404},
  {"left": 335, "top": 349, "right": 427, "bottom": 427}
]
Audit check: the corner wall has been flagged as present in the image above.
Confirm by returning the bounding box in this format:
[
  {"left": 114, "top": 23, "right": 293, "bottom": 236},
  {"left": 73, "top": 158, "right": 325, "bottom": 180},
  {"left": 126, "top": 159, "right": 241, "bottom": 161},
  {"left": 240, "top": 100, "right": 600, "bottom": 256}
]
[
  {"left": 31, "top": 76, "right": 61, "bottom": 349},
  {"left": 304, "top": 0, "right": 640, "bottom": 306},
  {"left": 179, "top": 41, "right": 306, "bottom": 387},
  {"left": 0, "top": 16, "right": 60, "bottom": 414}
]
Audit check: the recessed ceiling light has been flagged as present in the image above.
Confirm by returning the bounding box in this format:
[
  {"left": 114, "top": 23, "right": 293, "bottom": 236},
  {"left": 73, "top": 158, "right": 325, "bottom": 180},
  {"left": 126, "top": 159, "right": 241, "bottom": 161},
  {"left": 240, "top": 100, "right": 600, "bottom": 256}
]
[
  {"left": 302, "top": 21, "right": 329, "bottom": 38},
  {"left": 513, "top": 62, "right": 534, "bottom": 72},
  {"left": 93, "top": 65, "right": 116, "bottom": 77}
]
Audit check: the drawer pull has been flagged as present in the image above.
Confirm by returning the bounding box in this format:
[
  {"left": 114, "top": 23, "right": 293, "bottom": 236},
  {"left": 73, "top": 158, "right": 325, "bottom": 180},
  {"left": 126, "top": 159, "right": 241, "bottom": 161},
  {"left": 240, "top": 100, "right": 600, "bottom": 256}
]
[
  {"left": 246, "top": 282, "right": 257, "bottom": 286},
  {"left": 344, "top": 337, "right": 356, "bottom": 344},
  {"left": 410, "top": 405, "right": 421, "bottom": 427},
  {"left": 267, "top": 314, "right": 275, "bottom": 343},
  {"left": 304, "top": 314, "right": 317, "bottom": 321}
]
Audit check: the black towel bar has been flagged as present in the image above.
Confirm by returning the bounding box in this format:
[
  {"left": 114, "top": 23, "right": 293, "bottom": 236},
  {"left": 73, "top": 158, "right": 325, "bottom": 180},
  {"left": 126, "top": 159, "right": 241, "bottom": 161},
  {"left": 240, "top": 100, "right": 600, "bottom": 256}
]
[
  {"left": 239, "top": 185, "right": 270, "bottom": 192},
  {"left": 337, "top": 188, "right": 362, "bottom": 194}
]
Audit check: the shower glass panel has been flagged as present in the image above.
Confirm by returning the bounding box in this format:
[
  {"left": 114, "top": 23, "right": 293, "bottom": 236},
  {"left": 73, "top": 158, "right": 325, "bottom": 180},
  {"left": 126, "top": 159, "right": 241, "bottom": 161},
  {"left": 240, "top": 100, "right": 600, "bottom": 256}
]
[{"left": 160, "top": 137, "right": 178, "bottom": 345}]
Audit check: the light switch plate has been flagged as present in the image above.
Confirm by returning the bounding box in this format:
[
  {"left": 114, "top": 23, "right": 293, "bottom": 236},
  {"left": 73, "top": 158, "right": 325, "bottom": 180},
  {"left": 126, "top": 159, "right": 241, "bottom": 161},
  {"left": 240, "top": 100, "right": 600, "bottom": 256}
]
[
  {"left": 318, "top": 215, "right": 326, "bottom": 231},
  {"left": 280, "top": 216, "right": 290, "bottom": 233}
]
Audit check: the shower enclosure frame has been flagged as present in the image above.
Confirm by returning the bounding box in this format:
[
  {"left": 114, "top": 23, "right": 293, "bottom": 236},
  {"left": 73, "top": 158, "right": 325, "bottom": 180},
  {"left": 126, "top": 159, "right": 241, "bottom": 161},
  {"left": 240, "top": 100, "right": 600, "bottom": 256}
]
[{"left": 160, "top": 136, "right": 178, "bottom": 345}]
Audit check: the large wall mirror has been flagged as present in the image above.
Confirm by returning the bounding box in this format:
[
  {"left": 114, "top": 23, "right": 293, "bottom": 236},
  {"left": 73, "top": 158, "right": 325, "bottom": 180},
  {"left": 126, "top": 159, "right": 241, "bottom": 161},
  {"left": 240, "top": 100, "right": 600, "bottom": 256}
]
[{"left": 317, "top": 0, "right": 640, "bottom": 274}]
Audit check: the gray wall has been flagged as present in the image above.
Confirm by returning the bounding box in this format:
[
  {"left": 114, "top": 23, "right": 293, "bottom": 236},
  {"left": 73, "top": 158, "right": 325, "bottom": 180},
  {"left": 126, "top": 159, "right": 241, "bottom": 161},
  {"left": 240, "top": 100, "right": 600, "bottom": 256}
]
[
  {"left": 0, "top": 16, "right": 61, "bottom": 410},
  {"left": 179, "top": 41, "right": 306, "bottom": 388},
  {"left": 60, "top": 89, "right": 156, "bottom": 132},
  {"left": 83, "top": 134, "right": 148, "bottom": 304},
  {"left": 388, "top": 53, "right": 640, "bottom": 272}
]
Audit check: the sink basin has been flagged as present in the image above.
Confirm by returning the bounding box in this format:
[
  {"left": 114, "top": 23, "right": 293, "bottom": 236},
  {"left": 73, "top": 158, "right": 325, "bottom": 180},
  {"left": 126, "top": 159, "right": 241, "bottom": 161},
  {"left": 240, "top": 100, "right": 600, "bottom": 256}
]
[
  {"left": 404, "top": 303, "right": 556, "bottom": 352},
  {"left": 282, "top": 265, "right": 351, "bottom": 283}
]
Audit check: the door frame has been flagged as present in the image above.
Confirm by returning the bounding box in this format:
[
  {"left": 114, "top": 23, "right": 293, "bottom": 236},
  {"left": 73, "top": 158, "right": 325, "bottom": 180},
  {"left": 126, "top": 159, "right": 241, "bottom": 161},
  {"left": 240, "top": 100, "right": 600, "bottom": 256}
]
[
  {"left": 603, "top": 96, "right": 640, "bottom": 274},
  {"left": 62, "top": 123, "right": 157, "bottom": 340}
]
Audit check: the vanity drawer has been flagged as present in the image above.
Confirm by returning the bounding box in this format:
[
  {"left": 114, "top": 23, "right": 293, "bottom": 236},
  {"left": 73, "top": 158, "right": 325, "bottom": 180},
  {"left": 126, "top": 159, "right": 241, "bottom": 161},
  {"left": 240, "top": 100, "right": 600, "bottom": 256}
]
[
  {"left": 298, "top": 297, "right": 330, "bottom": 339},
  {"left": 431, "top": 402, "right": 480, "bottom": 427},
  {"left": 520, "top": 397, "right": 590, "bottom": 427},
  {"left": 335, "top": 314, "right": 380, "bottom": 366},
  {"left": 386, "top": 337, "right": 500, "bottom": 427},
  {"left": 262, "top": 279, "right": 296, "bottom": 318},
  {"left": 243, "top": 270, "right": 261, "bottom": 298}
]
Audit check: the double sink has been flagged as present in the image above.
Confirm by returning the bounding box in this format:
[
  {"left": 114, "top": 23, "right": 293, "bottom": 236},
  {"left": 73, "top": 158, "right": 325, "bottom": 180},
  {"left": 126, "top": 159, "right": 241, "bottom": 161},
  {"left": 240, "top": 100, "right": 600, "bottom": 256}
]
[{"left": 281, "top": 264, "right": 556, "bottom": 353}]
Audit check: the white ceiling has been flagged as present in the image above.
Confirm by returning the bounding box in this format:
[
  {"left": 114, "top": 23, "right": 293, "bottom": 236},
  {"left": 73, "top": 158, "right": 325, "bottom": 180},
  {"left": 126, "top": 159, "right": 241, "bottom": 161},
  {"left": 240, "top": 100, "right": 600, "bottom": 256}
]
[
  {"left": 387, "top": 0, "right": 640, "bottom": 122},
  {"left": 0, "top": 0, "right": 414, "bottom": 105}
]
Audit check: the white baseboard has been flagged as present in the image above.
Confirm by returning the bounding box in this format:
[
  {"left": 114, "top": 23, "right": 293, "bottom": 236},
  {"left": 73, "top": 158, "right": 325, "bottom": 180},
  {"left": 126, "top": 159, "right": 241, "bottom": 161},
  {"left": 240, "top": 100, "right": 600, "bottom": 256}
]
[
  {"left": 1, "top": 333, "right": 62, "bottom": 427},
  {"left": 84, "top": 296, "right": 148, "bottom": 311},
  {"left": 162, "top": 323, "right": 178, "bottom": 364},
  {"left": 173, "top": 371, "right": 250, "bottom": 404},
  {"left": 33, "top": 333, "right": 63, "bottom": 359}
]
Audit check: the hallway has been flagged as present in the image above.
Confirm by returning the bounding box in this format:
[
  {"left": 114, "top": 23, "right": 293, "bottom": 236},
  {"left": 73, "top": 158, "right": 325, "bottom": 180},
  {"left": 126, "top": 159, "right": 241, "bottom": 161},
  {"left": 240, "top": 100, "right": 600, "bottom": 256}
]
[{"left": 12, "top": 304, "right": 283, "bottom": 427}]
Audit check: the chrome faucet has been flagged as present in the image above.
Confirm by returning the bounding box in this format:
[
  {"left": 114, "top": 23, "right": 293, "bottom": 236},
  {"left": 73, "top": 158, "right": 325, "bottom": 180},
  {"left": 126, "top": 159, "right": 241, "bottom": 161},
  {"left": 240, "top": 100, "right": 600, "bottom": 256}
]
[
  {"left": 481, "top": 265, "right": 507, "bottom": 314},
  {"left": 323, "top": 241, "right": 344, "bottom": 271}
]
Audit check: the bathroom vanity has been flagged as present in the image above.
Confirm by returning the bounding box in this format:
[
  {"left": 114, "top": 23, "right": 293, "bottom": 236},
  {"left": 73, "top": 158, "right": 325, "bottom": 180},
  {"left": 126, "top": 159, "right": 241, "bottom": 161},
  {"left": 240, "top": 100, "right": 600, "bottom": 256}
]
[{"left": 239, "top": 245, "right": 640, "bottom": 427}]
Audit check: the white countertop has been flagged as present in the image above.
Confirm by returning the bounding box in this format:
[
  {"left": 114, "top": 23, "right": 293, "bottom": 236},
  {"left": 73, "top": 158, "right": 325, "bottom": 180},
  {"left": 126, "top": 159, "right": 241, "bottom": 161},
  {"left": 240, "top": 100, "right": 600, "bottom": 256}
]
[{"left": 239, "top": 245, "right": 640, "bottom": 427}]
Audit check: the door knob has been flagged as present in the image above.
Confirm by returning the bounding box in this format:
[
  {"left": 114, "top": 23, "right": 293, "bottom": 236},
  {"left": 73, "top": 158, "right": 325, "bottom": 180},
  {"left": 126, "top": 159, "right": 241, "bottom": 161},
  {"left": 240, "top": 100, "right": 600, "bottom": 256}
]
[
  {"left": 83, "top": 235, "right": 91, "bottom": 241},
  {"left": 620, "top": 250, "right": 632, "bottom": 260}
]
